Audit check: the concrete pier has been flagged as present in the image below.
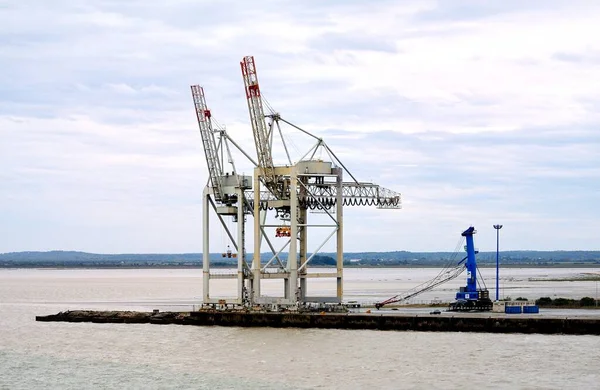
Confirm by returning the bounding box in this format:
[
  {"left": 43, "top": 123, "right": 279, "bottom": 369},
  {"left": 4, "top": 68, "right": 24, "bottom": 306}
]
[{"left": 35, "top": 310, "right": 600, "bottom": 335}]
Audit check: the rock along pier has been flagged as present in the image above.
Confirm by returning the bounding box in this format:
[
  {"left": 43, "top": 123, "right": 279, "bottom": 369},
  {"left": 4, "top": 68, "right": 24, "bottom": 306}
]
[{"left": 35, "top": 310, "right": 600, "bottom": 335}]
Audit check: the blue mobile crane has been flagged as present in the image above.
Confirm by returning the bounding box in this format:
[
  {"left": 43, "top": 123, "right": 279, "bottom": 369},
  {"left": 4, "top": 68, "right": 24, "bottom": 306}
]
[
  {"left": 448, "top": 226, "right": 493, "bottom": 311},
  {"left": 375, "top": 226, "right": 493, "bottom": 311}
]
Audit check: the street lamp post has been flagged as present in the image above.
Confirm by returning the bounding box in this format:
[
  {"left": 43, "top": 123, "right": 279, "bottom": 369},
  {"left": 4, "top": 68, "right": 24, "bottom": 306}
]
[{"left": 493, "top": 224, "right": 503, "bottom": 301}]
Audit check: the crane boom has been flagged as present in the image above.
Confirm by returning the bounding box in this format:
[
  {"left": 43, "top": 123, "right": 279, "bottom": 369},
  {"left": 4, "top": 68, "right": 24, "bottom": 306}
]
[
  {"left": 375, "top": 262, "right": 465, "bottom": 308},
  {"left": 240, "top": 56, "right": 277, "bottom": 194},
  {"left": 244, "top": 182, "right": 401, "bottom": 209},
  {"left": 376, "top": 227, "right": 493, "bottom": 311},
  {"left": 190, "top": 85, "right": 224, "bottom": 202}
]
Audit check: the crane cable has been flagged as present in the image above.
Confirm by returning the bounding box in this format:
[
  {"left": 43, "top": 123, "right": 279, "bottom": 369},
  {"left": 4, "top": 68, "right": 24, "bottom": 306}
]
[
  {"left": 427, "top": 236, "right": 466, "bottom": 284},
  {"left": 261, "top": 94, "right": 304, "bottom": 160},
  {"left": 262, "top": 95, "right": 276, "bottom": 115},
  {"left": 476, "top": 266, "right": 488, "bottom": 290},
  {"left": 375, "top": 236, "right": 467, "bottom": 308}
]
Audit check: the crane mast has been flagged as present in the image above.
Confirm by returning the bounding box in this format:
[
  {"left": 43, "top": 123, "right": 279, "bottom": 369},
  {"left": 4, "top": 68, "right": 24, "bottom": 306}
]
[
  {"left": 191, "top": 85, "right": 224, "bottom": 202},
  {"left": 240, "top": 56, "right": 279, "bottom": 197}
]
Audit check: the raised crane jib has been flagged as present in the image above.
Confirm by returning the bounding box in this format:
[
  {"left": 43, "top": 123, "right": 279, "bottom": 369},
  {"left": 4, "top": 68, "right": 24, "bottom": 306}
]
[
  {"left": 190, "top": 85, "right": 224, "bottom": 202},
  {"left": 240, "top": 56, "right": 278, "bottom": 195}
]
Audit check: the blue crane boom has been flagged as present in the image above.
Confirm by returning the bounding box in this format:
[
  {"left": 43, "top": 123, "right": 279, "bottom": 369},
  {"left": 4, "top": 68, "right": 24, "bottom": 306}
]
[
  {"left": 374, "top": 262, "right": 465, "bottom": 309},
  {"left": 375, "top": 226, "right": 493, "bottom": 311}
]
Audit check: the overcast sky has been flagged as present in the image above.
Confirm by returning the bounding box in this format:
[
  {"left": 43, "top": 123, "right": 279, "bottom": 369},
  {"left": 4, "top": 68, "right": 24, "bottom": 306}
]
[{"left": 1, "top": 0, "right": 599, "bottom": 254}]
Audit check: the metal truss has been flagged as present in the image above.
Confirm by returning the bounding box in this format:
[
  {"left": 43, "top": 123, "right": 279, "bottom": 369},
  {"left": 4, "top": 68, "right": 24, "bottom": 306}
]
[{"left": 244, "top": 182, "right": 401, "bottom": 209}]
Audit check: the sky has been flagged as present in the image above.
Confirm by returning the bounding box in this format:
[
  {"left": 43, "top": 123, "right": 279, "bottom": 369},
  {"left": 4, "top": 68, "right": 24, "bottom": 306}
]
[{"left": 1, "top": 0, "right": 599, "bottom": 254}]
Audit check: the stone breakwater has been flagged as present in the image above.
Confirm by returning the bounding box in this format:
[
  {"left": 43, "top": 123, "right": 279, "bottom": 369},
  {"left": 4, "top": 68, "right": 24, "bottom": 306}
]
[{"left": 35, "top": 310, "right": 600, "bottom": 335}]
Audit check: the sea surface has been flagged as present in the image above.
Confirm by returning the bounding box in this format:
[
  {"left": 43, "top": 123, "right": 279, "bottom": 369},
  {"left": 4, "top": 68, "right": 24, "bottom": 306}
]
[{"left": 1, "top": 267, "right": 600, "bottom": 389}]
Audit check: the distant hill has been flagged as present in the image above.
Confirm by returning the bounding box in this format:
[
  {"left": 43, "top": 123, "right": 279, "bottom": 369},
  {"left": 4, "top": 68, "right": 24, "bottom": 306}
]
[
  {"left": 0, "top": 251, "right": 208, "bottom": 267},
  {"left": 1, "top": 250, "right": 599, "bottom": 268}
]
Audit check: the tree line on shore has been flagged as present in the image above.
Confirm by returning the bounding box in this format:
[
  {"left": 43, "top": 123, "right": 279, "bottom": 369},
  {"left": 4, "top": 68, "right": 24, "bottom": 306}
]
[
  {"left": 534, "top": 296, "right": 599, "bottom": 308},
  {"left": 503, "top": 296, "right": 600, "bottom": 308},
  {"left": 1, "top": 250, "right": 600, "bottom": 268}
]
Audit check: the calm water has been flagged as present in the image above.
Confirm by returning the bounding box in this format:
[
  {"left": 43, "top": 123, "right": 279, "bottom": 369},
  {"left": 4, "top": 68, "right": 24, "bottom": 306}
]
[{"left": 1, "top": 268, "right": 600, "bottom": 389}]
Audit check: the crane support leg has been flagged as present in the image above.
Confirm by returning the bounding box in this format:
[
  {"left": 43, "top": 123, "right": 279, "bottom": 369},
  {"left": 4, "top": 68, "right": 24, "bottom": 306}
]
[
  {"left": 287, "top": 168, "right": 298, "bottom": 301},
  {"left": 336, "top": 168, "right": 344, "bottom": 301},
  {"left": 299, "top": 196, "right": 308, "bottom": 301},
  {"left": 202, "top": 187, "right": 210, "bottom": 303},
  {"left": 252, "top": 171, "right": 261, "bottom": 302},
  {"left": 236, "top": 186, "right": 245, "bottom": 303}
]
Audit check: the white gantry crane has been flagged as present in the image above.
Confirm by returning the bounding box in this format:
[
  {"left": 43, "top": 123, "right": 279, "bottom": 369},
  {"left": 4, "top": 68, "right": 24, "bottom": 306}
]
[
  {"left": 190, "top": 85, "right": 253, "bottom": 306},
  {"left": 192, "top": 58, "right": 401, "bottom": 310},
  {"left": 240, "top": 56, "right": 401, "bottom": 308}
]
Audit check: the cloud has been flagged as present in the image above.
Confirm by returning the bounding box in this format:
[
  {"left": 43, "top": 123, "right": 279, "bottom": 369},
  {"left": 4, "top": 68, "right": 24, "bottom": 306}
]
[
  {"left": 552, "top": 51, "right": 600, "bottom": 64},
  {"left": 310, "top": 32, "right": 398, "bottom": 53},
  {"left": 1, "top": 0, "right": 600, "bottom": 253}
]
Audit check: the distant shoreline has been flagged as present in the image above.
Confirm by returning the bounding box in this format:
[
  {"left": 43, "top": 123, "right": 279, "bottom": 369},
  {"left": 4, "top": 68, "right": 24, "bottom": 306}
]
[
  {"left": 2, "top": 250, "right": 599, "bottom": 269},
  {"left": 2, "top": 263, "right": 600, "bottom": 270}
]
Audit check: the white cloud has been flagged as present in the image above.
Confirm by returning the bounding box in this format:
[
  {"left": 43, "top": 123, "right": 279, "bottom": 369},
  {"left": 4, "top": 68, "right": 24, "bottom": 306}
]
[{"left": 1, "top": 0, "right": 599, "bottom": 252}]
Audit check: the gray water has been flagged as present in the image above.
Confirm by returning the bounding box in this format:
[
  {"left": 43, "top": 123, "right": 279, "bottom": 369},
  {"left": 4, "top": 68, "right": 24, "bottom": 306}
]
[{"left": 1, "top": 268, "right": 600, "bottom": 389}]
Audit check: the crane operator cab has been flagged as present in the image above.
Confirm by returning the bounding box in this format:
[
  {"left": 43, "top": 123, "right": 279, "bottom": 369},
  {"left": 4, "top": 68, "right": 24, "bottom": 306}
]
[
  {"left": 222, "top": 245, "right": 234, "bottom": 258},
  {"left": 275, "top": 226, "right": 291, "bottom": 237}
]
